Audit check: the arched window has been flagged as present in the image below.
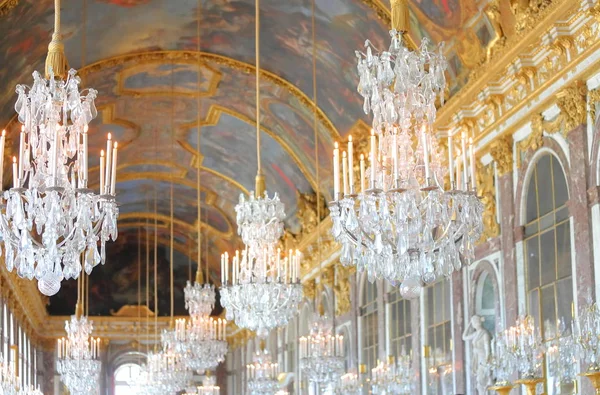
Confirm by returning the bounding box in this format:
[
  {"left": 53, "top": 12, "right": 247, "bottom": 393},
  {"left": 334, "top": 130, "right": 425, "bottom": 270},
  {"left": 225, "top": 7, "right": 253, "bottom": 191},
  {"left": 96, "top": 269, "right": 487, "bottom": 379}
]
[
  {"left": 114, "top": 363, "right": 142, "bottom": 395},
  {"left": 524, "top": 153, "right": 572, "bottom": 339},
  {"left": 388, "top": 289, "right": 411, "bottom": 358},
  {"left": 360, "top": 279, "right": 378, "bottom": 370},
  {"left": 475, "top": 272, "right": 496, "bottom": 334}
]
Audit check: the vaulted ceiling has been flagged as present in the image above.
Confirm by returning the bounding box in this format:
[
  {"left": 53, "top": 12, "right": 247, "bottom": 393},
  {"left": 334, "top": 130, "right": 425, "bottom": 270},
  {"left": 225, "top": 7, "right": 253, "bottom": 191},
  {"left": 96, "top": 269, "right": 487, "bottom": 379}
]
[{"left": 0, "top": 0, "right": 495, "bottom": 315}]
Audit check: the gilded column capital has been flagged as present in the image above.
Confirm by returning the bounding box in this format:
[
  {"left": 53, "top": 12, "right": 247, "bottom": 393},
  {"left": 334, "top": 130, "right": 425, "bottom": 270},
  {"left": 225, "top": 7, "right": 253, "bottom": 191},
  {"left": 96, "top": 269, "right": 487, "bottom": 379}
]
[
  {"left": 490, "top": 135, "right": 514, "bottom": 176},
  {"left": 588, "top": 88, "right": 600, "bottom": 124},
  {"left": 556, "top": 80, "right": 588, "bottom": 133}
]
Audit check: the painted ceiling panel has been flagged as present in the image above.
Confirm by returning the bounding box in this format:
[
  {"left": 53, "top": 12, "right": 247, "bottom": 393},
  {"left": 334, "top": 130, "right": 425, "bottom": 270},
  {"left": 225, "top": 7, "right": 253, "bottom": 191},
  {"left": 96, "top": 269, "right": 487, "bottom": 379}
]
[{"left": 0, "top": 0, "right": 495, "bottom": 315}]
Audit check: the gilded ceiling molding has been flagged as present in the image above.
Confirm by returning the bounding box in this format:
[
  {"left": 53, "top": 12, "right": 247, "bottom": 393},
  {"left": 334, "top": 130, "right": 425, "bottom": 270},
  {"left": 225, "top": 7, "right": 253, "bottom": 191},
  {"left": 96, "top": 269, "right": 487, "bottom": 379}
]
[
  {"left": 117, "top": 59, "right": 222, "bottom": 98},
  {"left": 111, "top": 169, "right": 249, "bottom": 197},
  {"left": 179, "top": 104, "right": 318, "bottom": 191},
  {"left": 0, "top": 259, "right": 47, "bottom": 347},
  {"left": 0, "top": 0, "right": 18, "bottom": 17},
  {"left": 436, "top": 1, "right": 600, "bottom": 164},
  {"left": 115, "top": 159, "right": 188, "bottom": 179},
  {"left": 435, "top": 0, "right": 577, "bottom": 130},
  {"left": 78, "top": 51, "right": 340, "bottom": 141},
  {"left": 119, "top": 211, "right": 233, "bottom": 240}
]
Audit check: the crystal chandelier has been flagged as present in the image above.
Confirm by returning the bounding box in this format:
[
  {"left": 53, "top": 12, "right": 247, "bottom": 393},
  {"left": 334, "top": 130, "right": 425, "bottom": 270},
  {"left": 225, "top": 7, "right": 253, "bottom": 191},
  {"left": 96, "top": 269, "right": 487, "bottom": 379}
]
[
  {"left": 184, "top": 279, "right": 216, "bottom": 316},
  {"left": 370, "top": 347, "right": 413, "bottom": 394},
  {"left": 220, "top": 0, "right": 301, "bottom": 337},
  {"left": 184, "top": 375, "right": 220, "bottom": 395},
  {"left": 329, "top": 0, "right": 483, "bottom": 298},
  {"left": 0, "top": 352, "right": 43, "bottom": 395},
  {"left": 220, "top": 245, "right": 303, "bottom": 337},
  {"left": 575, "top": 301, "right": 600, "bottom": 371},
  {"left": 505, "top": 316, "right": 544, "bottom": 380},
  {"left": 1, "top": 0, "right": 118, "bottom": 296},
  {"left": 246, "top": 349, "right": 280, "bottom": 395},
  {"left": 337, "top": 372, "right": 361, "bottom": 395},
  {"left": 56, "top": 314, "right": 102, "bottom": 395},
  {"left": 235, "top": 191, "right": 285, "bottom": 250},
  {"left": 490, "top": 329, "right": 512, "bottom": 387},
  {"left": 136, "top": 350, "right": 192, "bottom": 395},
  {"left": 299, "top": 314, "right": 345, "bottom": 384},
  {"left": 160, "top": 315, "right": 228, "bottom": 373},
  {"left": 180, "top": 256, "right": 228, "bottom": 371}
]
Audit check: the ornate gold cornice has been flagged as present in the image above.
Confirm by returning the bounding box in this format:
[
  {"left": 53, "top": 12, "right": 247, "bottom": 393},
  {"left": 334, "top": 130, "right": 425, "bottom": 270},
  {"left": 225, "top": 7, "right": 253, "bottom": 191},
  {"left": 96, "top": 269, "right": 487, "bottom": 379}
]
[
  {"left": 435, "top": 0, "right": 578, "bottom": 133},
  {"left": 0, "top": 0, "right": 18, "bottom": 17},
  {"left": 0, "top": 259, "right": 48, "bottom": 348}
]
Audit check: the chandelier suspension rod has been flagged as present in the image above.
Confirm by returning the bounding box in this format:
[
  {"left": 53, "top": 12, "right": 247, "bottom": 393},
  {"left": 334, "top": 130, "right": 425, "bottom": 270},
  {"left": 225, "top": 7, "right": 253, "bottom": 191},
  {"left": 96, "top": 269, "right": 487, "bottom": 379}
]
[
  {"left": 138, "top": 226, "right": 142, "bottom": 332},
  {"left": 45, "top": 0, "right": 68, "bottom": 79},
  {"left": 170, "top": 62, "right": 175, "bottom": 324},
  {"left": 145, "top": 204, "right": 150, "bottom": 354},
  {"left": 154, "top": 183, "right": 158, "bottom": 348},
  {"left": 254, "top": 0, "right": 265, "bottom": 197},
  {"left": 196, "top": 0, "right": 206, "bottom": 285}
]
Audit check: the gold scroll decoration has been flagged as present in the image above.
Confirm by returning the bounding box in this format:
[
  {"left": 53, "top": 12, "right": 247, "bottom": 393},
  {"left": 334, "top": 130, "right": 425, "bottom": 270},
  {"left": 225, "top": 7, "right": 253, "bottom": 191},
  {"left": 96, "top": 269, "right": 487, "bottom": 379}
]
[
  {"left": 490, "top": 135, "right": 514, "bottom": 176},
  {"left": 476, "top": 162, "right": 500, "bottom": 243}
]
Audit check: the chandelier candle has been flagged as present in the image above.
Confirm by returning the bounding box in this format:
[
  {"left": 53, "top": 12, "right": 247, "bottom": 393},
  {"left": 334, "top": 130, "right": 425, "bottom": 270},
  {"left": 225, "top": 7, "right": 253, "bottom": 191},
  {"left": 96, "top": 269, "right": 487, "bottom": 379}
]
[
  {"left": 246, "top": 349, "right": 280, "bottom": 394},
  {"left": 299, "top": 314, "right": 345, "bottom": 384}
]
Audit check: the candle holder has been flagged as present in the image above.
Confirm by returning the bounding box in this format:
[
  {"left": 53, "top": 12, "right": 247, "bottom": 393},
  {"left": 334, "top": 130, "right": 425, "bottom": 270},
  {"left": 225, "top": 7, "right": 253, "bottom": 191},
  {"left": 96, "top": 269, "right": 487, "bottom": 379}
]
[
  {"left": 505, "top": 316, "right": 544, "bottom": 379},
  {"left": 514, "top": 378, "right": 544, "bottom": 395},
  {"left": 488, "top": 383, "right": 514, "bottom": 395},
  {"left": 581, "top": 369, "right": 600, "bottom": 394}
]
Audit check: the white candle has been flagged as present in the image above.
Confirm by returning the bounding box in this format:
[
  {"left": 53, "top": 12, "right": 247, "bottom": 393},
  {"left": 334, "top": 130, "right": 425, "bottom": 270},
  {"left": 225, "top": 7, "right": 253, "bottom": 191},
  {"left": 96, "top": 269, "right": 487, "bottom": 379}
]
[
  {"left": 370, "top": 130, "right": 376, "bottom": 189},
  {"left": 0, "top": 130, "right": 6, "bottom": 189},
  {"left": 348, "top": 135, "right": 354, "bottom": 193},
  {"left": 469, "top": 137, "right": 477, "bottom": 190},
  {"left": 333, "top": 142, "right": 340, "bottom": 198},
  {"left": 18, "top": 126, "right": 25, "bottom": 182},
  {"left": 342, "top": 151, "right": 348, "bottom": 196},
  {"left": 360, "top": 154, "right": 365, "bottom": 193},
  {"left": 82, "top": 125, "right": 88, "bottom": 185},
  {"left": 105, "top": 133, "right": 112, "bottom": 194},
  {"left": 456, "top": 157, "right": 461, "bottom": 190},
  {"left": 448, "top": 135, "right": 454, "bottom": 187},
  {"left": 393, "top": 132, "right": 398, "bottom": 186},
  {"left": 422, "top": 125, "right": 430, "bottom": 181},
  {"left": 52, "top": 127, "right": 59, "bottom": 181},
  {"left": 110, "top": 142, "right": 118, "bottom": 195},
  {"left": 99, "top": 150, "right": 105, "bottom": 195},
  {"left": 461, "top": 132, "right": 468, "bottom": 189},
  {"left": 12, "top": 157, "right": 17, "bottom": 189}
]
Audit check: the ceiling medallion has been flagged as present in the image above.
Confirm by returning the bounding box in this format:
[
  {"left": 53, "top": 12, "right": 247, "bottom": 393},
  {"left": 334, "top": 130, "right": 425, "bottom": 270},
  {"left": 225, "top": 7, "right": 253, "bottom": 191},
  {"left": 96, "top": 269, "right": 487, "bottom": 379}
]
[
  {"left": 0, "top": 0, "right": 118, "bottom": 296},
  {"left": 329, "top": 0, "right": 483, "bottom": 298}
]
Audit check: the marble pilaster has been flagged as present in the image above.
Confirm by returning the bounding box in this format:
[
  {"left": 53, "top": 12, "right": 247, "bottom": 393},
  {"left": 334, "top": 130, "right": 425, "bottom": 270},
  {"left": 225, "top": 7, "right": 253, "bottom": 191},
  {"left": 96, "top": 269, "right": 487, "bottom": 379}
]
[{"left": 566, "top": 124, "right": 595, "bottom": 307}]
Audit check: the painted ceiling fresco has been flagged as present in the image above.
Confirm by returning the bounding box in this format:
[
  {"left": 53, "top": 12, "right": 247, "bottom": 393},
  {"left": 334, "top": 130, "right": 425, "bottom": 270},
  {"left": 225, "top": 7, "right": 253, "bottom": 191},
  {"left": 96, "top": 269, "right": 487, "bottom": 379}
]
[{"left": 0, "top": 0, "right": 497, "bottom": 315}]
